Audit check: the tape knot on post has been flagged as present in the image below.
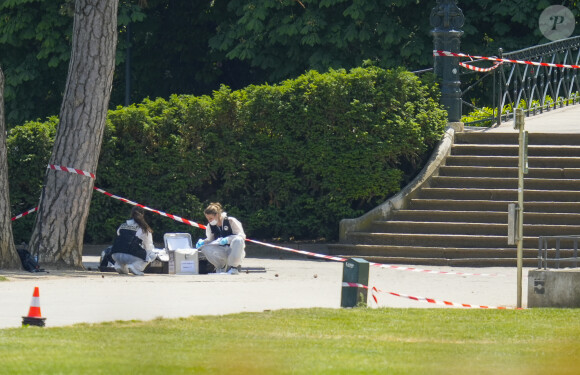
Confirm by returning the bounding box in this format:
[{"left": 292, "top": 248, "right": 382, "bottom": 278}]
[{"left": 47, "top": 164, "right": 96, "bottom": 179}]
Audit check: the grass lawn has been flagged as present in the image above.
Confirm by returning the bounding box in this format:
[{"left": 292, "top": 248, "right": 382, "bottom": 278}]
[{"left": 1, "top": 308, "right": 578, "bottom": 374}]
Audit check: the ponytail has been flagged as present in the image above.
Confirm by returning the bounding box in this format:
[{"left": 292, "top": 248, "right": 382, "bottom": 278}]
[{"left": 131, "top": 206, "right": 153, "bottom": 233}]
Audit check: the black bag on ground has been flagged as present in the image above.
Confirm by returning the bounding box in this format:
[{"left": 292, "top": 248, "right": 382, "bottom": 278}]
[
  {"left": 17, "top": 249, "right": 43, "bottom": 273},
  {"left": 98, "top": 246, "right": 116, "bottom": 271},
  {"left": 197, "top": 251, "right": 216, "bottom": 274}
]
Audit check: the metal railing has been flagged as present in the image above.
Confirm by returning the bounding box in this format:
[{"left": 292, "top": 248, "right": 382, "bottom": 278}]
[
  {"left": 462, "top": 36, "right": 580, "bottom": 127},
  {"left": 538, "top": 235, "right": 580, "bottom": 269}
]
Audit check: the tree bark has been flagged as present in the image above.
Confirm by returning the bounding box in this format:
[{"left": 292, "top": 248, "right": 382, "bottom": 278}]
[
  {"left": 28, "top": 0, "right": 119, "bottom": 268},
  {"left": 0, "top": 67, "right": 21, "bottom": 269}
]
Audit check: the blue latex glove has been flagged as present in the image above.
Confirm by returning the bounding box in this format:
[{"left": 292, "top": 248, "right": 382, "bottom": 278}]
[
  {"left": 195, "top": 238, "right": 205, "bottom": 249},
  {"left": 219, "top": 237, "right": 229, "bottom": 246}
]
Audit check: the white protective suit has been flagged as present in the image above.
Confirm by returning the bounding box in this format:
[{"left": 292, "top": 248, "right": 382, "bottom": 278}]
[
  {"left": 200, "top": 212, "right": 246, "bottom": 272},
  {"left": 111, "top": 219, "right": 156, "bottom": 276}
]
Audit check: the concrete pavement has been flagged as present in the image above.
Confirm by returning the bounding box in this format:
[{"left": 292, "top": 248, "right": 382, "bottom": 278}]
[
  {"left": 0, "top": 252, "right": 531, "bottom": 329},
  {"left": 471, "top": 103, "right": 580, "bottom": 133}
]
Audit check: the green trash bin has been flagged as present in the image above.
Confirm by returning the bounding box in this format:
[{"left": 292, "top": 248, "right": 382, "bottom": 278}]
[{"left": 341, "top": 258, "right": 369, "bottom": 308}]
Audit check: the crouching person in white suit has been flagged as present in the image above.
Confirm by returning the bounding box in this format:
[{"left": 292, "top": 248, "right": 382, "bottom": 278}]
[
  {"left": 196, "top": 202, "right": 246, "bottom": 275},
  {"left": 111, "top": 206, "right": 156, "bottom": 276}
]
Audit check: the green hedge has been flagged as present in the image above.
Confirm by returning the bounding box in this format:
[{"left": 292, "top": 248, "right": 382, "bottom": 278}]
[{"left": 8, "top": 66, "right": 447, "bottom": 244}]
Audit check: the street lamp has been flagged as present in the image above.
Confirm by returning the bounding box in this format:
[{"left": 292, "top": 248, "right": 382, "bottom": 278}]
[{"left": 430, "top": 0, "right": 464, "bottom": 123}]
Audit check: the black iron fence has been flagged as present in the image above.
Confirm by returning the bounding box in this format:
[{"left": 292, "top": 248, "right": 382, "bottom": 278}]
[
  {"left": 462, "top": 36, "right": 580, "bottom": 127},
  {"left": 538, "top": 235, "right": 580, "bottom": 269}
]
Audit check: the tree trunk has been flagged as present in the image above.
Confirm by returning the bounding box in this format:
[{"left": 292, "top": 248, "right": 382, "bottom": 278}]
[
  {"left": 28, "top": 0, "right": 119, "bottom": 268},
  {"left": 0, "top": 67, "right": 21, "bottom": 269}
]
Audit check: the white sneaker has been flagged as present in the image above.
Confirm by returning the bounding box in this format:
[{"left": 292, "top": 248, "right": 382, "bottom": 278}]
[
  {"left": 227, "top": 266, "right": 240, "bottom": 275},
  {"left": 114, "top": 264, "right": 129, "bottom": 275},
  {"left": 215, "top": 267, "right": 227, "bottom": 274},
  {"left": 127, "top": 264, "right": 144, "bottom": 276}
]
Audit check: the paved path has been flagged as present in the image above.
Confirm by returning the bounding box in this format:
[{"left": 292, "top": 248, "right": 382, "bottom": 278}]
[
  {"left": 0, "top": 254, "right": 532, "bottom": 329},
  {"left": 470, "top": 103, "right": 580, "bottom": 133}
]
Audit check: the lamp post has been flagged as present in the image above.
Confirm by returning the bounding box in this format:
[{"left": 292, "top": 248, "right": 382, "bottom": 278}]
[
  {"left": 430, "top": 0, "right": 464, "bottom": 122},
  {"left": 125, "top": 22, "right": 132, "bottom": 107}
]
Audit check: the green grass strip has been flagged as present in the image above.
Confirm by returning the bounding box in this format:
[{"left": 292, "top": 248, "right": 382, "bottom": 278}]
[{"left": 1, "top": 308, "right": 579, "bottom": 374}]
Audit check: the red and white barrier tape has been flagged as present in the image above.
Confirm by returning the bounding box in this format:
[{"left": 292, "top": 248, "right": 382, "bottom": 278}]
[
  {"left": 342, "top": 283, "right": 520, "bottom": 309},
  {"left": 243, "top": 241, "right": 499, "bottom": 276},
  {"left": 11, "top": 206, "right": 38, "bottom": 221},
  {"left": 370, "top": 286, "right": 520, "bottom": 310},
  {"left": 342, "top": 282, "right": 379, "bottom": 303},
  {"left": 434, "top": 50, "right": 580, "bottom": 70},
  {"left": 10, "top": 195, "right": 501, "bottom": 277},
  {"left": 246, "top": 239, "right": 347, "bottom": 262},
  {"left": 48, "top": 164, "right": 95, "bottom": 179},
  {"left": 369, "top": 262, "right": 499, "bottom": 277},
  {"left": 11, "top": 187, "right": 206, "bottom": 231},
  {"left": 223, "top": 240, "right": 500, "bottom": 277},
  {"left": 93, "top": 187, "right": 206, "bottom": 230},
  {"left": 11, "top": 178, "right": 501, "bottom": 277},
  {"left": 459, "top": 61, "right": 502, "bottom": 72},
  {"left": 13, "top": 191, "right": 344, "bottom": 261}
]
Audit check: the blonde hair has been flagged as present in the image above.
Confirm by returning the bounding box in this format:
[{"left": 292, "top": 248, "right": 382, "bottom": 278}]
[{"left": 204, "top": 202, "right": 223, "bottom": 216}]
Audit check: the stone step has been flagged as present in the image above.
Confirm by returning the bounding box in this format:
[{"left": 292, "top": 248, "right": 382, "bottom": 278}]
[
  {"left": 431, "top": 176, "right": 580, "bottom": 190},
  {"left": 327, "top": 244, "right": 540, "bottom": 258},
  {"left": 419, "top": 188, "right": 580, "bottom": 201},
  {"left": 394, "top": 210, "right": 580, "bottom": 224},
  {"left": 344, "top": 233, "right": 580, "bottom": 251},
  {"left": 343, "top": 233, "right": 540, "bottom": 248},
  {"left": 409, "top": 199, "right": 580, "bottom": 213},
  {"left": 452, "top": 144, "right": 580, "bottom": 157},
  {"left": 367, "top": 221, "right": 580, "bottom": 236},
  {"left": 439, "top": 166, "right": 580, "bottom": 179},
  {"left": 342, "top": 256, "right": 540, "bottom": 267},
  {"left": 327, "top": 245, "right": 576, "bottom": 267},
  {"left": 445, "top": 155, "right": 580, "bottom": 168},
  {"left": 455, "top": 132, "right": 580, "bottom": 145},
  {"left": 337, "top": 131, "right": 580, "bottom": 266}
]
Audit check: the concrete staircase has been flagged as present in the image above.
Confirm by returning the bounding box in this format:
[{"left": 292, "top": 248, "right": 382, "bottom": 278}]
[{"left": 328, "top": 132, "right": 580, "bottom": 266}]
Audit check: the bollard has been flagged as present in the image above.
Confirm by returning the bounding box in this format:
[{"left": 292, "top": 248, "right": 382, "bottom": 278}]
[{"left": 341, "top": 258, "right": 369, "bottom": 308}]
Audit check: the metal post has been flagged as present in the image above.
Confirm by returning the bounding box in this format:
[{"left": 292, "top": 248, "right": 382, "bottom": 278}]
[
  {"left": 515, "top": 108, "right": 526, "bottom": 308},
  {"left": 497, "top": 48, "right": 503, "bottom": 125},
  {"left": 34, "top": 184, "right": 47, "bottom": 264},
  {"left": 125, "top": 22, "right": 132, "bottom": 107},
  {"left": 430, "top": 0, "right": 464, "bottom": 122}
]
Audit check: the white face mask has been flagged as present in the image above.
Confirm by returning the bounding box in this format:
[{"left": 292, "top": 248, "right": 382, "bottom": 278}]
[{"left": 209, "top": 219, "right": 218, "bottom": 226}]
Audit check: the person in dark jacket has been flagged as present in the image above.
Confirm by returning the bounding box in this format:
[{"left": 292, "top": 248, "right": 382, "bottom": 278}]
[{"left": 111, "top": 206, "right": 156, "bottom": 276}]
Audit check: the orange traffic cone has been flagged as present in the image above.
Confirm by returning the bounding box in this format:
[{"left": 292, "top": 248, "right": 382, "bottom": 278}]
[{"left": 22, "top": 287, "right": 46, "bottom": 327}]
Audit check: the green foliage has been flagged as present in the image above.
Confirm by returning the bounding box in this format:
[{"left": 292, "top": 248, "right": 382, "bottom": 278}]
[
  {"left": 210, "top": 0, "right": 433, "bottom": 81},
  {"left": 3, "top": 0, "right": 575, "bottom": 126},
  {"left": 0, "top": 0, "right": 72, "bottom": 125},
  {"left": 462, "top": 93, "right": 580, "bottom": 127},
  {"left": 210, "top": 0, "right": 576, "bottom": 82},
  {"left": 0, "top": 0, "right": 261, "bottom": 126},
  {"left": 461, "top": 106, "right": 496, "bottom": 127},
  {"left": 8, "top": 67, "right": 446, "bottom": 243},
  {"left": 7, "top": 117, "right": 57, "bottom": 243}
]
